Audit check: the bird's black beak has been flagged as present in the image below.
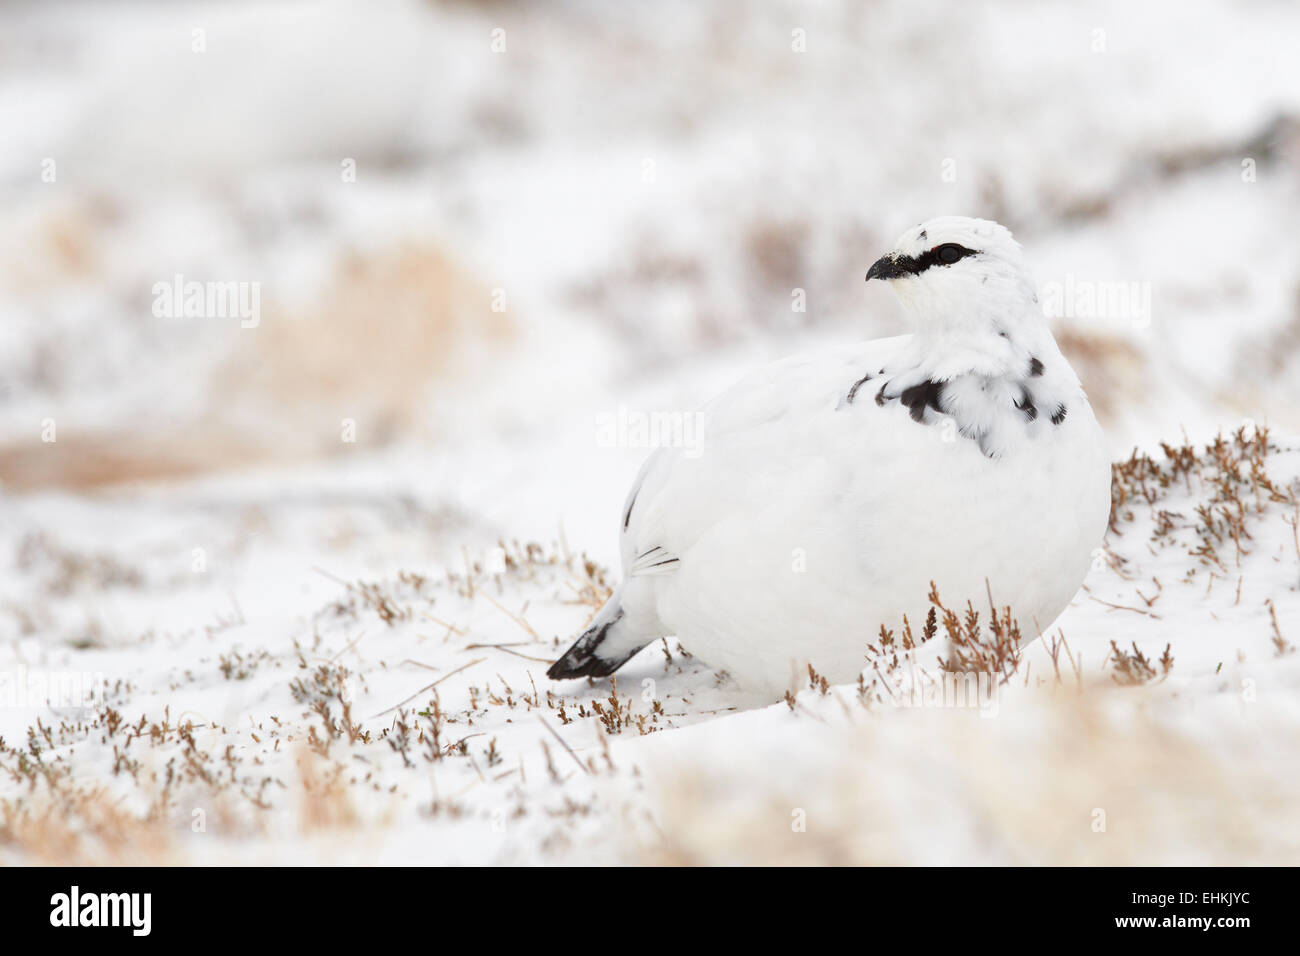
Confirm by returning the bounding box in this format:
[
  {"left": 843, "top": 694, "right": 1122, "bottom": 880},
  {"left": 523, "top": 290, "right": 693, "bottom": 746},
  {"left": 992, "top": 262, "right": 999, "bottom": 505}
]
[{"left": 865, "top": 254, "right": 907, "bottom": 282}]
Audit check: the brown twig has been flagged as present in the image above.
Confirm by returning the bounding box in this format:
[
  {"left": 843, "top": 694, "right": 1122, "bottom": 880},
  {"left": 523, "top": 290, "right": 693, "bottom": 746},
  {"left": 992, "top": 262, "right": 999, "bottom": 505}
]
[{"left": 370, "top": 657, "right": 485, "bottom": 718}]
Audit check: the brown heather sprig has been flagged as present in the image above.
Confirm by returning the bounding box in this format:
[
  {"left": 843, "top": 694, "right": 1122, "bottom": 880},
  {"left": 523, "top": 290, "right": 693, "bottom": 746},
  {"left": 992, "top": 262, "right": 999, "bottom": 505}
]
[
  {"left": 1110, "top": 426, "right": 1296, "bottom": 573},
  {"left": 1106, "top": 641, "right": 1174, "bottom": 686}
]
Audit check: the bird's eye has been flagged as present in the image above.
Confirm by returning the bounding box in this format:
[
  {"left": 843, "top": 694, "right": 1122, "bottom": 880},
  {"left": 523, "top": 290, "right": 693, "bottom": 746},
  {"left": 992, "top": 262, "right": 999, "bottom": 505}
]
[{"left": 935, "top": 243, "right": 967, "bottom": 265}]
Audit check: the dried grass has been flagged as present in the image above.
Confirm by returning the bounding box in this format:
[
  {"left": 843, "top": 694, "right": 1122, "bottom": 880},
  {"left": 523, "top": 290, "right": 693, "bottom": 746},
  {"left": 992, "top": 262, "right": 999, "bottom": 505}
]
[
  {"left": 0, "top": 242, "right": 503, "bottom": 490},
  {"left": 635, "top": 693, "right": 1300, "bottom": 865}
]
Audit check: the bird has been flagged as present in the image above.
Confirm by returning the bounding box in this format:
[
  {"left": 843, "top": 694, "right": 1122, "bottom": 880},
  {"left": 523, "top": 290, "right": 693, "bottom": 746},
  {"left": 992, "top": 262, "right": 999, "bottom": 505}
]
[{"left": 548, "top": 216, "right": 1111, "bottom": 699}]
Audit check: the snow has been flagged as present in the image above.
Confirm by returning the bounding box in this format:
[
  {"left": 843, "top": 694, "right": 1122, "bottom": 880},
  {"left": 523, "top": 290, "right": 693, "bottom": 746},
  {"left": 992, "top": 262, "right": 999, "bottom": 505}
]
[{"left": 2, "top": 0, "right": 1300, "bottom": 864}]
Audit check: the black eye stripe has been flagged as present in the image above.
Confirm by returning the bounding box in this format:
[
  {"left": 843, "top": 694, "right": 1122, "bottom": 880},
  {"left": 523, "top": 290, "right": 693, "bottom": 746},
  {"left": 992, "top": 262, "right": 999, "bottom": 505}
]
[{"left": 891, "top": 243, "right": 978, "bottom": 276}]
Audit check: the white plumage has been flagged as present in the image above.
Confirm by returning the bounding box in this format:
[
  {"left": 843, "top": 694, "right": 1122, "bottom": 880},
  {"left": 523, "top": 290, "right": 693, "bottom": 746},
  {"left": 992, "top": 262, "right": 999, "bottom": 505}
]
[{"left": 550, "top": 217, "right": 1111, "bottom": 698}]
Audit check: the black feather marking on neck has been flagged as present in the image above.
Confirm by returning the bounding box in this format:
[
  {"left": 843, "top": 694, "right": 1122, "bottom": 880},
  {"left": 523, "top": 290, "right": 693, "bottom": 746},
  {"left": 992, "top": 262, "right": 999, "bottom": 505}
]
[
  {"left": 899, "top": 380, "right": 946, "bottom": 423},
  {"left": 1015, "top": 390, "right": 1038, "bottom": 422},
  {"left": 847, "top": 357, "right": 1056, "bottom": 456}
]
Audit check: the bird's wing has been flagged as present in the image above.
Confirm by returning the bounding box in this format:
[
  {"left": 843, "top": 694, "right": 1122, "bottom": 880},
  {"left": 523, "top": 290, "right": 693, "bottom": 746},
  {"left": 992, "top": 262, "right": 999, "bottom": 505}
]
[
  {"left": 619, "top": 335, "right": 913, "bottom": 575},
  {"left": 701, "top": 336, "right": 910, "bottom": 439}
]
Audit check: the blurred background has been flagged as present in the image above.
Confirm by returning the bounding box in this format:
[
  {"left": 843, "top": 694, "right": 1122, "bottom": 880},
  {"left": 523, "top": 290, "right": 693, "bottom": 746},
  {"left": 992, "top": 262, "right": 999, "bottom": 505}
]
[
  {"left": 3, "top": 0, "right": 1300, "bottom": 867},
  {"left": 1, "top": 0, "right": 1300, "bottom": 558}
]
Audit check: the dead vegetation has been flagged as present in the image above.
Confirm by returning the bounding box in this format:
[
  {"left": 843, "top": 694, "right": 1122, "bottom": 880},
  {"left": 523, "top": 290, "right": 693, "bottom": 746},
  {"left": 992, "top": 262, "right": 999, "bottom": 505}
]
[
  {"left": 1266, "top": 599, "right": 1295, "bottom": 656},
  {"left": 1106, "top": 640, "right": 1175, "bottom": 686},
  {"left": 1102, "top": 426, "right": 1300, "bottom": 674},
  {"left": 860, "top": 582, "right": 1029, "bottom": 705},
  {"left": 15, "top": 532, "right": 144, "bottom": 597},
  {"left": 636, "top": 693, "right": 1300, "bottom": 866},
  {"left": 1055, "top": 328, "right": 1146, "bottom": 421},
  {"left": 1109, "top": 425, "right": 1296, "bottom": 571},
  {"left": 0, "top": 242, "right": 503, "bottom": 491},
  {"left": 217, "top": 646, "right": 273, "bottom": 681},
  {"left": 0, "top": 539, "right": 661, "bottom": 864}
]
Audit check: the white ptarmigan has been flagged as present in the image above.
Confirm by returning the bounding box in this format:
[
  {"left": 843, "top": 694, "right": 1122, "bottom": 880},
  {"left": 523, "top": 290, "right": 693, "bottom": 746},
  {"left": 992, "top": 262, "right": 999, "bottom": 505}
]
[{"left": 549, "top": 216, "right": 1111, "bottom": 698}]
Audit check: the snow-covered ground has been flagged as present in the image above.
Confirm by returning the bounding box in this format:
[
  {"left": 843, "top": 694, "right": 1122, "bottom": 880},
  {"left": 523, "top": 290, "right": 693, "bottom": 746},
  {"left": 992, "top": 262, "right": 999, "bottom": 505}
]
[{"left": 1, "top": 0, "right": 1299, "bottom": 864}]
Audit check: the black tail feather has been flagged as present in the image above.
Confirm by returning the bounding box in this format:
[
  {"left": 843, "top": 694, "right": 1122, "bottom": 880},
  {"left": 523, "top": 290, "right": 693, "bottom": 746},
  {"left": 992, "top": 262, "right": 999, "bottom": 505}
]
[{"left": 546, "top": 609, "right": 634, "bottom": 680}]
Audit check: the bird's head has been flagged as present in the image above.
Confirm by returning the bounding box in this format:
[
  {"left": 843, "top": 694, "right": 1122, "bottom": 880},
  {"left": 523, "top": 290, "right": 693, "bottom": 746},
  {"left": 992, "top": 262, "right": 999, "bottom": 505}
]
[{"left": 866, "top": 217, "right": 1038, "bottom": 334}]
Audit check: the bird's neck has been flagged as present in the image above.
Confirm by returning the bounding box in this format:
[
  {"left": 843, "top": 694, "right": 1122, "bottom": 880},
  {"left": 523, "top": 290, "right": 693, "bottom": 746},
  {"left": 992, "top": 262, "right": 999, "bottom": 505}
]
[
  {"left": 901, "top": 303, "right": 1057, "bottom": 382},
  {"left": 892, "top": 269, "right": 1047, "bottom": 370}
]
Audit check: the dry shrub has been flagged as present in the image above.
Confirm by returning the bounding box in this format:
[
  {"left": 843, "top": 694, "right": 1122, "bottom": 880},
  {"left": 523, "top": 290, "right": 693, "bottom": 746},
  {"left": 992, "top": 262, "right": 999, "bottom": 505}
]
[
  {"left": 295, "top": 749, "right": 360, "bottom": 834},
  {"left": 0, "top": 786, "right": 179, "bottom": 866},
  {"left": 860, "top": 582, "right": 1028, "bottom": 708},
  {"left": 217, "top": 242, "right": 506, "bottom": 454},
  {"left": 1109, "top": 425, "right": 1294, "bottom": 566},
  {"left": 633, "top": 693, "right": 1300, "bottom": 865},
  {"left": 0, "top": 194, "right": 117, "bottom": 292},
  {"left": 1055, "top": 327, "right": 1145, "bottom": 422},
  {"left": 1106, "top": 640, "right": 1174, "bottom": 685},
  {"left": 0, "top": 242, "right": 505, "bottom": 490}
]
